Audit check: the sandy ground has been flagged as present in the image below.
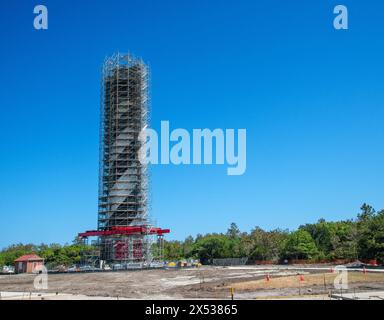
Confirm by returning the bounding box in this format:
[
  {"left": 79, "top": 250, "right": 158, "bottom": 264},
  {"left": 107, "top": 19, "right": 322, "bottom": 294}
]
[{"left": 0, "top": 265, "right": 383, "bottom": 300}]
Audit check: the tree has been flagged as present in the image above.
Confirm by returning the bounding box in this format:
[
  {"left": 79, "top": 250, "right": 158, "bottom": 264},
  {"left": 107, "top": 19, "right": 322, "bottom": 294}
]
[
  {"left": 192, "top": 234, "right": 231, "bottom": 263},
  {"left": 358, "top": 209, "right": 384, "bottom": 262},
  {"left": 163, "top": 240, "right": 183, "bottom": 260},
  {"left": 249, "top": 227, "right": 288, "bottom": 261},
  {"left": 282, "top": 230, "right": 319, "bottom": 260},
  {"left": 226, "top": 223, "right": 240, "bottom": 239},
  {"left": 358, "top": 203, "right": 375, "bottom": 221},
  {"left": 0, "top": 255, "right": 5, "bottom": 267},
  {"left": 248, "top": 227, "right": 268, "bottom": 260},
  {"left": 329, "top": 221, "right": 358, "bottom": 260},
  {"left": 38, "top": 244, "right": 56, "bottom": 264},
  {"left": 300, "top": 219, "right": 358, "bottom": 260},
  {"left": 0, "top": 244, "right": 35, "bottom": 266},
  {"left": 300, "top": 219, "right": 334, "bottom": 255},
  {"left": 182, "top": 236, "right": 195, "bottom": 258}
]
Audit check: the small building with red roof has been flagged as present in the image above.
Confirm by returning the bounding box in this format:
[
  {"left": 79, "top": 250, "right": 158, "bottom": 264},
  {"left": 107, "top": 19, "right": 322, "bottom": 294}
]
[{"left": 14, "top": 254, "right": 44, "bottom": 274}]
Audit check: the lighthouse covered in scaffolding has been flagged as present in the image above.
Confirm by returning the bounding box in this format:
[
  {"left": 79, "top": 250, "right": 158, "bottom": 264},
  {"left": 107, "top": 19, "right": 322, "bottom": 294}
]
[
  {"left": 78, "top": 53, "right": 169, "bottom": 266},
  {"left": 99, "top": 53, "right": 149, "bottom": 231}
]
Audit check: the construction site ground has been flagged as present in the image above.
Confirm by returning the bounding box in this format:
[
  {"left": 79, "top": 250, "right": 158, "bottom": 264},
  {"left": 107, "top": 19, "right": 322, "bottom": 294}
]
[{"left": 1, "top": 265, "right": 384, "bottom": 300}]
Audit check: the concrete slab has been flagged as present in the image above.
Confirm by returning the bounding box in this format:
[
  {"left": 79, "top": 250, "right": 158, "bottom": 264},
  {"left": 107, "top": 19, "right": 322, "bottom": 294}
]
[{"left": 331, "top": 291, "right": 384, "bottom": 300}]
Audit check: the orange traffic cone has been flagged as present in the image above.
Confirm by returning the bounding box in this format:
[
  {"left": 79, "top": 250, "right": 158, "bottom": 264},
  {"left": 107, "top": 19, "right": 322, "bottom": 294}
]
[{"left": 299, "top": 275, "right": 305, "bottom": 282}]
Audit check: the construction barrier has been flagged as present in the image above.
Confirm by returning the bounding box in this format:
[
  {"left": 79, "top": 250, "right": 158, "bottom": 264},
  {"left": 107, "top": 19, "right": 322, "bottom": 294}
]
[
  {"left": 250, "top": 260, "right": 274, "bottom": 265},
  {"left": 287, "top": 259, "right": 356, "bottom": 265}
]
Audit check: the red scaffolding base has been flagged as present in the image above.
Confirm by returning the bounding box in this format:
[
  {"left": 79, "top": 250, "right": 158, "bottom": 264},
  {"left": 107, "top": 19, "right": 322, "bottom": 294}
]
[{"left": 78, "top": 226, "right": 170, "bottom": 239}]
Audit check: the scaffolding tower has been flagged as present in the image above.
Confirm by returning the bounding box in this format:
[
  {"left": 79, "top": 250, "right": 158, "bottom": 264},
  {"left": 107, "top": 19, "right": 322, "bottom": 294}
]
[
  {"left": 78, "top": 53, "right": 169, "bottom": 267},
  {"left": 98, "top": 53, "right": 149, "bottom": 230}
]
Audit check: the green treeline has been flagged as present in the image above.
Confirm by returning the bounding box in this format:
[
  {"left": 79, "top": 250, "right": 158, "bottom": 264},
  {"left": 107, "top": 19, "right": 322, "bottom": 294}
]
[
  {"left": 0, "top": 242, "right": 93, "bottom": 267},
  {"left": 163, "top": 204, "right": 384, "bottom": 264},
  {"left": 1, "top": 204, "right": 383, "bottom": 266}
]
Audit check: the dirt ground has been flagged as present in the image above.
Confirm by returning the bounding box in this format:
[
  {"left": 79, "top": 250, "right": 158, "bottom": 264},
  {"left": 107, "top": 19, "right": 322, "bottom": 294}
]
[{"left": 1, "top": 265, "right": 383, "bottom": 300}]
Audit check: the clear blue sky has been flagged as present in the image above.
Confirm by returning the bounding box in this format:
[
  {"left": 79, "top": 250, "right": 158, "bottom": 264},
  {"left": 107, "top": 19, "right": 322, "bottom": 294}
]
[{"left": 0, "top": 0, "right": 383, "bottom": 248}]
